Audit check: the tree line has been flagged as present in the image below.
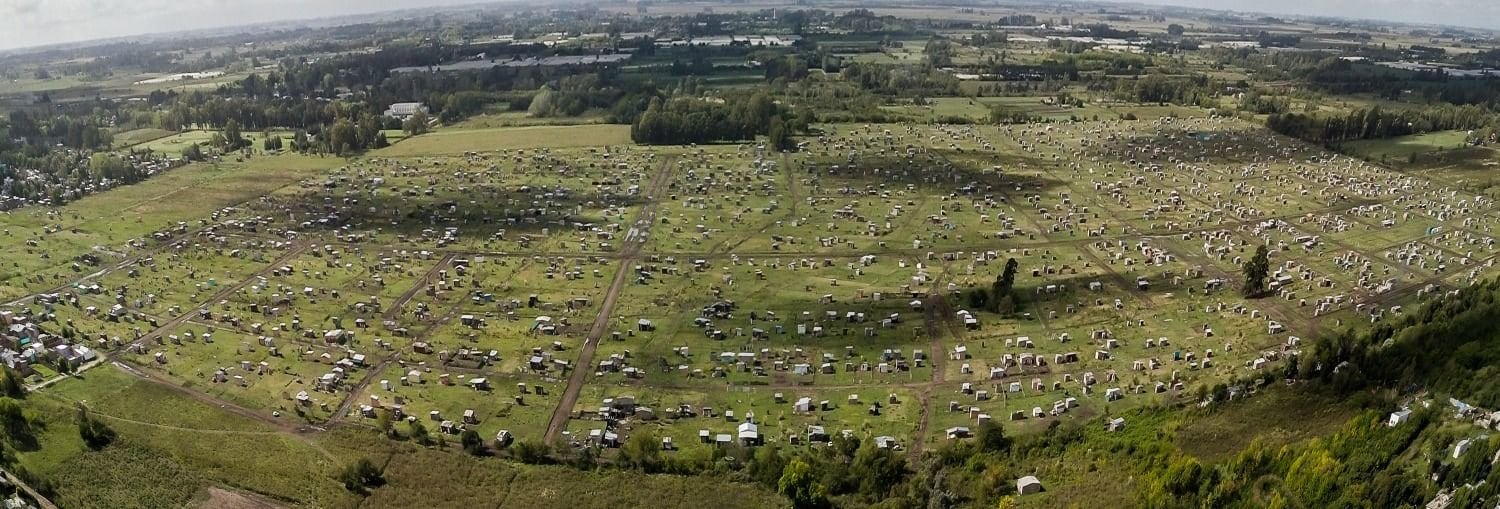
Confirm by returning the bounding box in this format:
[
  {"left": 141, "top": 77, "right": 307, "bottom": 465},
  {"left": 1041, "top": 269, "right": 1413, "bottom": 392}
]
[{"left": 1266, "top": 104, "right": 1493, "bottom": 145}]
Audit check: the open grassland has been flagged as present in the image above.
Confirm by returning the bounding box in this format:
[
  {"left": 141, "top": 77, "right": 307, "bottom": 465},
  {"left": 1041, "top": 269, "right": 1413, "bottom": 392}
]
[
  {"left": 882, "top": 96, "right": 1204, "bottom": 123},
  {"left": 0, "top": 154, "right": 337, "bottom": 301},
  {"left": 356, "top": 437, "right": 787, "bottom": 509},
  {"left": 17, "top": 363, "right": 785, "bottom": 509},
  {"left": 1343, "top": 130, "right": 1474, "bottom": 162},
  {"left": 111, "top": 128, "right": 178, "bottom": 149},
  {"left": 373, "top": 124, "right": 633, "bottom": 156},
  {"left": 1174, "top": 386, "right": 1361, "bottom": 462},
  {"left": 21, "top": 367, "right": 351, "bottom": 508},
  {"left": 127, "top": 130, "right": 298, "bottom": 155},
  {"left": 445, "top": 112, "right": 612, "bottom": 129}
]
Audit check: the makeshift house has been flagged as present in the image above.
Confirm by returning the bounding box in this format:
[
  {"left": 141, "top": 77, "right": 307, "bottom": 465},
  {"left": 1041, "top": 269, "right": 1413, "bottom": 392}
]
[
  {"left": 737, "top": 422, "right": 762, "bottom": 446},
  {"left": 1017, "top": 476, "right": 1043, "bottom": 495},
  {"left": 1387, "top": 409, "right": 1412, "bottom": 427}
]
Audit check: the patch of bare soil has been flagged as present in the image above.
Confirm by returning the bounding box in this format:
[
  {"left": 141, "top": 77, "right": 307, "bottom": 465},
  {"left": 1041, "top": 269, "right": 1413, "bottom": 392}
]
[{"left": 195, "top": 488, "right": 286, "bottom": 509}]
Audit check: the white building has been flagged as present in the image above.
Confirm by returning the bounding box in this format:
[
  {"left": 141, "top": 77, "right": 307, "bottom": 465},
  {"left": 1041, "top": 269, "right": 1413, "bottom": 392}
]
[{"left": 384, "top": 102, "right": 428, "bottom": 119}]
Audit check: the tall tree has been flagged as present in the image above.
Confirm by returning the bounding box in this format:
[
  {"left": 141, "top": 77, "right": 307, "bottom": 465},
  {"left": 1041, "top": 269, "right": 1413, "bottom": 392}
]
[
  {"left": 1243, "top": 244, "right": 1270, "bottom": 297},
  {"left": 767, "top": 116, "right": 790, "bottom": 151},
  {"left": 619, "top": 429, "right": 662, "bottom": 472},
  {"left": 223, "top": 119, "right": 244, "bottom": 150},
  {"left": 778, "top": 459, "right": 830, "bottom": 509},
  {"left": 402, "top": 111, "right": 430, "bottom": 136}
]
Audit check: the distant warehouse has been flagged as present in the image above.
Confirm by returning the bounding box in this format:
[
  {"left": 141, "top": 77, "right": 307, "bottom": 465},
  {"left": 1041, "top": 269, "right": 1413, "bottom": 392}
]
[
  {"left": 384, "top": 102, "right": 429, "bottom": 119},
  {"left": 390, "top": 54, "right": 633, "bottom": 74}
]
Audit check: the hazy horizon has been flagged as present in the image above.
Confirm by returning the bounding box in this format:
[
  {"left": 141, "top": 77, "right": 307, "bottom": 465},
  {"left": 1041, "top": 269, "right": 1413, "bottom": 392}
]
[
  {"left": 0, "top": 0, "right": 489, "bottom": 51},
  {"left": 2, "top": 0, "right": 1497, "bottom": 52}
]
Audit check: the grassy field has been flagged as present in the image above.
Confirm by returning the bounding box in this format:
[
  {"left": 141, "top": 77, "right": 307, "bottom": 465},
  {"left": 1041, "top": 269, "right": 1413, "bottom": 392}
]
[
  {"left": 881, "top": 96, "right": 1203, "bottom": 122},
  {"left": 351, "top": 431, "right": 788, "bottom": 509},
  {"left": 1174, "top": 386, "right": 1361, "bottom": 462},
  {"left": 111, "top": 128, "right": 178, "bottom": 149},
  {"left": 0, "top": 153, "right": 337, "bottom": 301},
  {"left": 374, "top": 124, "right": 633, "bottom": 156},
  {"left": 21, "top": 367, "right": 351, "bottom": 508},
  {"left": 6, "top": 103, "right": 1498, "bottom": 508},
  {"left": 1343, "top": 130, "right": 1473, "bottom": 162},
  {"left": 126, "top": 130, "right": 298, "bottom": 155},
  {"left": 15, "top": 364, "right": 788, "bottom": 508},
  {"left": 445, "top": 112, "right": 612, "bottom": 129}
]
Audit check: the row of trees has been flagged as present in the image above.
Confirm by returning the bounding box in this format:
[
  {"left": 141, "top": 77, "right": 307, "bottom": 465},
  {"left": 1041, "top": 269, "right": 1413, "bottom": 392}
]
[{"left": 1266, "top": 104, "right": 1494, "bottom": 145}]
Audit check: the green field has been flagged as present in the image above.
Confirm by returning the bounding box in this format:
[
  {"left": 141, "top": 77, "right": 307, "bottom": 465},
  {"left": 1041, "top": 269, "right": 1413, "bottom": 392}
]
[
  {"left": 375, "top": 124, "right": 633, "bottom": 156},
  {"left": 1343, "top": 130, "right": 1474, "bottom": 161},
  {"left": 111, "top": 128, "right": 178, "bottom": 149}
]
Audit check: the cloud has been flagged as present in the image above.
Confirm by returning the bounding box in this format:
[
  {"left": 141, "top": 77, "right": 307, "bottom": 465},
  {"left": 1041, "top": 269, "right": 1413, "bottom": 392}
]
[
  {"left": 6, "top": 0, "right": 42, "bottom": 16},
  {"left": 0, "top": 0, "right": 490, "bottom": 50}
]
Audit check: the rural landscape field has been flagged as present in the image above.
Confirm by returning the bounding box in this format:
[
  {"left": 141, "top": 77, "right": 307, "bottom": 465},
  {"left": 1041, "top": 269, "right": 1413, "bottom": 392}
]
[{"left": 0, "top": 0, "right": 1498, "bottom": 508}]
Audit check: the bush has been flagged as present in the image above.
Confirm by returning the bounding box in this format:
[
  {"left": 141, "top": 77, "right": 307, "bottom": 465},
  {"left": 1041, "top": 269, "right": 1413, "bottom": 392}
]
[
  {"left": 337, "top": 458, "right": 385, "bottom": 494},
  {"left": 511, "top": 440, "right": 551, "bottom": 464},
  {"left": 77, "top": 405, "right": 117, "bottom": 450},
  {"left": 460, "top": 430, "right": 485, "bottom": 456}
]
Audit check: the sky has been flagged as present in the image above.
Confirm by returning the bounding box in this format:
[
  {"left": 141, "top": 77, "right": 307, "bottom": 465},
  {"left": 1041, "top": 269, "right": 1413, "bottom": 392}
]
[
  {"left": 2, "top": 0, "right": 1499, "bottom": 51},
  {"left": 0, "top": 0, "right": 483, "bottom": 51},
  {"left": 1136, "top": 0, "right": 1500, "bottom": 30}
]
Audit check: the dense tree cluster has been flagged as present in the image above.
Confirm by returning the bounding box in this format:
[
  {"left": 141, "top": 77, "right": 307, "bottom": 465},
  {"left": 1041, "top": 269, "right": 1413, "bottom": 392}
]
[
  {"left": 631, "top": 92, "right": 808, "bottom": 147},
  {"left": 1110, "top": 73, "right": 1219, "bottom": 107},
  {"left": 6, "top": 111, "right": 111, "bottom": 150},
  {"left": 337, "top": 458, "right": 386, "bottom": 494},
  {"left": 1266, "top": 104, "right": 1492, "bottom": 145},
  {"left": 841, "top": 62, "right": 961, "bottom": 98},
  {"left": 1307, "top": 277, "right": 1500, "bottom": 407}
]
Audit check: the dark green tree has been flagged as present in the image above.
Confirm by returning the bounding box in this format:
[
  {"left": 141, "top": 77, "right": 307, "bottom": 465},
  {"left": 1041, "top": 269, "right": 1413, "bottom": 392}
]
[
  {"left": 991, "top": 258, "right": 1019, "bottom": 312},
  {"left": 407, "top": 420, "right": 430, "bottom": 445},
  {"left": 511, "top": 439, "right": 551, "bottom": 464},
  {"left": 976, "top": 419, "right": 1010, "bottom": 453},
  {"left": 181, "top": 143, "right": 204, "bottom": 161},
  {"left": 778, "top": 458, "right": 830, "bottom": 509},
  {"left": 1243, "top": 244, "right": 1270, "bottom": 297},
  {"left": 768, "top": 115, "right": 795, "bottom": 152},
  {"left": 76, "top": 405, "right": 116, "bottom": 450},
  {"left": 402, "top": 111, "right": 430, "bottom": 136},
  {"left": 620, "top": 429, "right": 662, "bottom": 472},
  {"left": 460, "top": 429, "right": 484, "bottom": 456},
  {"left": 223, "top": 120, "right": 244, "bottom": 150},
  {"left": 0, "top": 368, "right": 25, "bottom": 399},
  {"left": 337, "top": 458, "right": 385, "bottom": 494}
]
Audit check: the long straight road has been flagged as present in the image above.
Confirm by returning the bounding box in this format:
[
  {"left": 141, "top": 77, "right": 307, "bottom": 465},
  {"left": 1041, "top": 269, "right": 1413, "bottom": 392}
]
[{"left": 542, "top": 156, "right": 675, "bottom": 444}]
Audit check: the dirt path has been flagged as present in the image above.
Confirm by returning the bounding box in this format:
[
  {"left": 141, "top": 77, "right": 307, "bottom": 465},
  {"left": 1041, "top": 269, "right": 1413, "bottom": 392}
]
[
  {"left": 133, "top": 242, "right": 308, "bottom": 347},
  {"left": 543, "top": 156, "right": 675, "bottom": 444},
  {"left": 194, "top": 487, "right": 287, "bottom": 509},
  {"left": 383, "top": 253, "right": 457, "bottom": 321},
  {"left": 326, "top": 353, "right": 400, "bottom": 427},
  {"left": 909, "top": 262, "right": 956, "bottom": 460}
]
